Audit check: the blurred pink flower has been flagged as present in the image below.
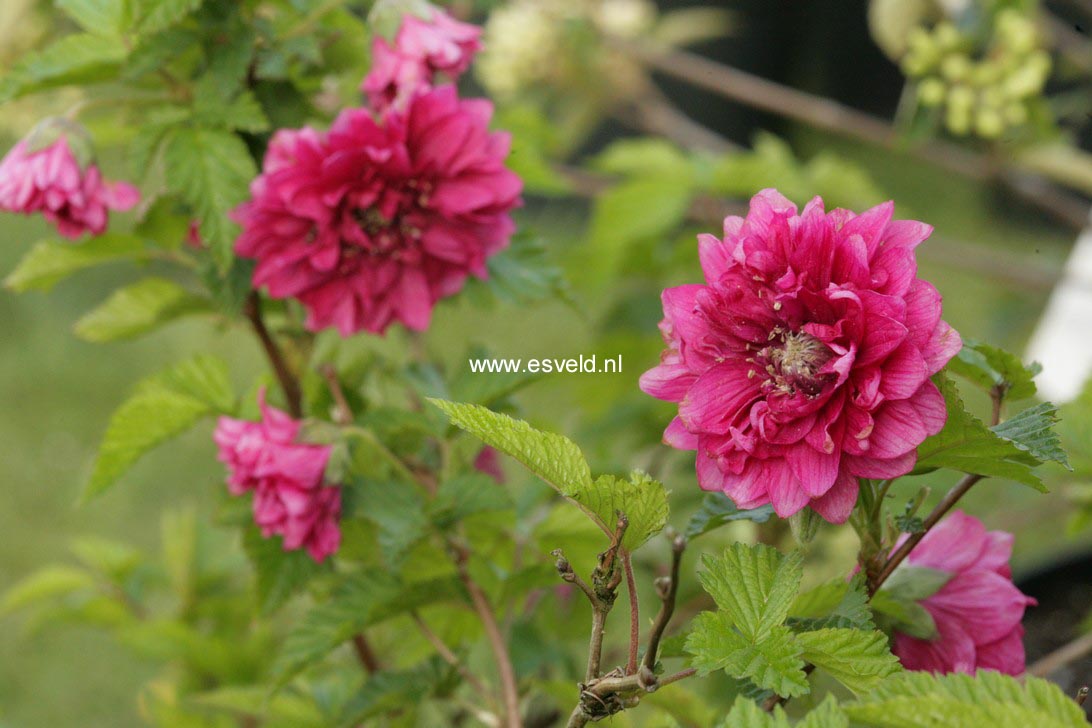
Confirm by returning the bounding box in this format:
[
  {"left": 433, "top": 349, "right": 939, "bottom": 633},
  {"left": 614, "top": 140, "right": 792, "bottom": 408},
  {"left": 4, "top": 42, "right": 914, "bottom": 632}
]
[
  {"left": 640, "top": 189, "right": 961, "bottom": 522},
  {"left": 214, "top": 391, "right": 341, "bottom": 562},
  {"left": 473, "top": 445, "right": 505, "bottom": 483},
  {"left": 233, "top": 86, "right": 521, "bottom": 336},
  {"left": 0, "top": 121, "right": 138, "bottom": 239},
  {"left": 362, "top": 8, "right": 483, "bottom": 110},
  {"left": 891, "top": 512, "right": 1035, "bottom": 675}
]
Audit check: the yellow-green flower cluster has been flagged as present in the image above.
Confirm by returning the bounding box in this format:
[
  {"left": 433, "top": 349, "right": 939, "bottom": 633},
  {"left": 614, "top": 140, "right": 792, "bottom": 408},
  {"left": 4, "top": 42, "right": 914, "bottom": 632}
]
[
  {"left": 476, "top": 0, "right": 655, "bottom": 99},
  {"left": 902, "top": 10, "right": 1050, "bottom": 138}
]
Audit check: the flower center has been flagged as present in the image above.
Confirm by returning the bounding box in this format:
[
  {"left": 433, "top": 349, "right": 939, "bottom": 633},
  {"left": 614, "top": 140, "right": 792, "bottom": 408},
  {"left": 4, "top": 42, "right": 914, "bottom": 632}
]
[{"left": 755, "top": 330, "right": 833, "bottom": 398}]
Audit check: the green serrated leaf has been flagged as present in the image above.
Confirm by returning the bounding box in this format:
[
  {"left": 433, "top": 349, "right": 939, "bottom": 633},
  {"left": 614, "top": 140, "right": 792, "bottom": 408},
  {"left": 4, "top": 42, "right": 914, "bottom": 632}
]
[
  {"left": 992, "top": 402, "right": 1070, "bottom": 470},
  {"left": 714, "top": 695, "right": 791, "bottom": 728},
  {"left": 73, "top": 277, "right": 209, "bottom": 342},
  {"left": 57, "top": 0, "right": 128, "bottom": 37},
  {"left": 948, "top": 340, "right": 1040, "bottom": 401},
  {"left": 797, "top": 696, "right": 849, "bottom": 728},
  {"left": 84, "top": 355, "right": 233, "bottom": 499},
  {"left": 0, "top": 566, "right": 96, "bottom": 616},
  {"left": 796, "top": 628, "right": 901, "bottom": 695},
  {"left": 699, "top": 544, "right": 803, "bottom": 639},
  {"left": 242, "top": 527, "right": 325, "bottom": 616},
  {"left": 193, "top": 89, "right": 270, "bottom": 133},
  {"left": 685, "top": 494, "right": 774, "bottom": 540},
  {"left": 913, "top": 375, "right": 1050, "bottom": 491},
  {"left": 353, "top": 480, "right": 429, "bottom": 569},
  {"left": 337, "top": 658, "right": 453, "bottom": 727},
  {"left": 165, "top": 128, "right": 256, "bottom": 270},
  {"left": 0, "top": 33, "right": 127, "bottom": 103},
  {"left": 131, "top": 0, "right": 204, "bottom": 36},
  {"left": 429, "top": 399, "right": 667, "bottom": 547},
  {"left": 4, "top": 234, "right": 145, "bottom": 292},
  {"left": 788, "top": 574, "right": 874, "bottom": 631},
  {"left": 273, "top": 573, "right": 462, "bottom": 685},
  {"left": 576, "top": 471, "right": 669, "bottom": 549},
  {"left": 686, "top": 613, "right": 809, "bottom": 697},
  {"left": 478, "top": 233, "right": 571, "bottom": 306},
  {"left": 429, "top": 474, "right": 512, "bottom": 528},
  {"left": 842, "top": 670, "right": 1087, "bottom": 727}
]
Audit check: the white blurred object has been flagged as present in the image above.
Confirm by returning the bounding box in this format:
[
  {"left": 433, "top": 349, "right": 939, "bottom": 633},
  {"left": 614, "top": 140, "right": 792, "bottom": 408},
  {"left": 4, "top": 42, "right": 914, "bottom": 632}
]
[{"left": 1026, "top": 211, "right": 1092, "bottom": 403}]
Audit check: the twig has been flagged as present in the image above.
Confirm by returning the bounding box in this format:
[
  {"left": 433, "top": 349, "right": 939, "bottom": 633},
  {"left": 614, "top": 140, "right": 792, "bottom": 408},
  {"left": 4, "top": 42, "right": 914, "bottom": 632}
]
[
  {"left": 352, "top": 634, "right": 381, "bottom": 674},
  {"left": 412, "top": 611, "right": 493, "bottom": 702},
  {"left": 642, "top": 534, "right": 686, "bottom": 674},
  {"left": 452, "top": 541, "right": 523, "bottom": 728},
  {"left": 1026, "top": 631, "right": 1092, "bottom": 677},
  {"left": 1078, "top": 686, "right": 1089, "bottom": 706},
  {"left": 320, "top": 364, "right": 353, "bottom": 426},
  {"left": 869, "top": 389, "right": 1005, "bottom": 596},
  {"left": 622, "top": 553, "right": 640, "bottom": 675},
  {"left": 615, "top": 37, "right": 1091, "bottom": 230},
  {"left": 620, "top": 86, "right": 737, "bottom": 155},
  {"left": 565, "top": 666, "right": 698, "bottom": 728},
  {"left": 245, "top": 292, "right": 302, "bottom": 419}
]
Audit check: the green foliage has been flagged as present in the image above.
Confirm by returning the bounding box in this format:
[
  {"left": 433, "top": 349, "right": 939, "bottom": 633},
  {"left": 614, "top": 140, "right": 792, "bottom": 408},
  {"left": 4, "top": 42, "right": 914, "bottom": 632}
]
[
  {"left": 273, "top": 572, "right": 463, "bottom": 685},
  {"left": 686, "top": 493, "right": 774, "bottom": 540},
  {"left": 992, "top": 402, "right": 1070, "bottom": 469},
  {"left": 788, "top": 575, "right": 875, "bottom": 631},
  {"left": 913, "top": 374, "right": 1060, "bottom": 490},
  {"left": 1, "top": 566, "right": 96, "bottom": 616},
  {"left": 164, "top": 128, "right": 257, "bottom": 269},
  {"left": 4, "top": 234, "right": 145, "bottom": 292},
  {"left": 428, "top": 400, "right": 668, "bottom": 548},
  {"left": 57, "top": 0, "right": 130, "bottom": 36},
  {"left": 338, "top": 658, "right": 455, "bottom": 727},
  {"left": 796, "top": 628, "right": 901, "bottom": 695},
  {"left": 841, "top": 671, "right": 1088, "bottom": 727},
  {"left": 85, "top": 355, "right": 234, "bottom": 499},
  {"left": 130, "top": 0, "right": 205, "bottom": 36},
  {"left": 470, "top": 232, "right": 571, "bottom": 307},
  {"left": 73, "top": 276, "right": 209, "bottom": 342},
  {"left": 948, "top": 339, "right": 1040, "bottom": 401},
  {"left": 243, "top": 527, "right": 325, "bottom": 616},
  {"left": 688, "top": 545, "right": 898, "bottom": 699},
  {"left": 429, "top": 474, "right": 513, "bottom": 529},
  {"left": 0, "top": 34, "right": 127, "bottom": 103}
]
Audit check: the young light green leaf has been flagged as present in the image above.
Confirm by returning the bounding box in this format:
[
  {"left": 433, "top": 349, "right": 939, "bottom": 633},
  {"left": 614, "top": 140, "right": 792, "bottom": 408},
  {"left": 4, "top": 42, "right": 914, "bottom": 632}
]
[
  {"left": 796, "top": 628, "right": 902, "bottom": 695},
  {"left": 427, "top": 400, "right": 592, "bottom": 511},
  {"left": 593, "top": 138, "right": 695, "bottom": 178},
  {"left": 698, "top": 544, "right": 803, "bottom": 640},
  {"left": 575, "top": 472, "right": 669, "bottom": 549},
  {"left": 0, "top": 34, "right": 127, "bottom": 103},
  {"left": 57, "top": 0, "right": 128, "bottom": 36},
  {"left": 842, "top": 670, "right": 1088, "bottom": 727},
  {"left": 797, "top": 696, "right": 849, "bottom": 728},
  {"left": 686, "top": 613, "right": 809, "bottom": 697},
  {"left": 948, "top": 340, "right": 1040, "bottom": 402},
  {"left": 429, "top": 400, "right": 667, "bottom": 546},
  {"left": 73, "top": 277, "right": 209, "bottom": 342},
  {"left": 880, "top": 566, "right": 952, "bottom": 603},
  {"left": 913, "top": 375, "right": 1050, "bottom": 491},
  {"left": 4, "top": 234, "right": 144, "bottom": 292},
  {"left": 1, "top": 566, "right": 95, "bottom": 616},
  {"left": 685, "top": 493, "right": 774, "bottom": 540},
  {"left": 870, "top": 591, "right": 938, "bottom": 640},
  {"left": 992, "top": 402, "right": 1070, "bottom": 470},
  {"left": 84, "top": 355, "right": 233, "bottom": 499},
  {"left": 788, "top": 574, "right": 874, "bottom": 631},
  {"left": 165, "top": 128, "right": 257, "bottom": 269}
]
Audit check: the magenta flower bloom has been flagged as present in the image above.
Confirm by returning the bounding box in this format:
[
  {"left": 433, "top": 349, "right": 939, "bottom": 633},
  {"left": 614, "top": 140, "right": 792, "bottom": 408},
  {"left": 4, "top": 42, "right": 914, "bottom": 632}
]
[
  {"left": 640, "top": 189, "right": 961, "bottom": 522},
  {"left": 234, "top": 85, "right": 521, "bottom": 336},
  {"left": 363, "top": 9, "right": 483, "bottom": 110},
  {"left": 891, "top": 512, "right": 1035, "bottom": 675},
  {"left": 0, "top": 120, "right": 138, "bottom": 239},
  {"left": 214, "top": 392, "right": 341, "bottom": 562}
]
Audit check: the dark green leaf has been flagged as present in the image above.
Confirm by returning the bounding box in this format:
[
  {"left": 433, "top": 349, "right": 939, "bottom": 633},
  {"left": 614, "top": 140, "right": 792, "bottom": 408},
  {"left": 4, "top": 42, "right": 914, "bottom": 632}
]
[
  {"left": 686, "top": 494, "right": 774, "bottom": 540},
  {"left": 243, "top": 527, "right": 325, "bottom": 616}
]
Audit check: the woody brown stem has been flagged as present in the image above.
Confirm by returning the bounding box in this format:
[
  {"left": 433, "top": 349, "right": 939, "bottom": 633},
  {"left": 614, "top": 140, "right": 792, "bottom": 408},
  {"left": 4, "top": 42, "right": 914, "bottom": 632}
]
[{"left": 245, "top": 292, "right": 302, "bottom": 419}]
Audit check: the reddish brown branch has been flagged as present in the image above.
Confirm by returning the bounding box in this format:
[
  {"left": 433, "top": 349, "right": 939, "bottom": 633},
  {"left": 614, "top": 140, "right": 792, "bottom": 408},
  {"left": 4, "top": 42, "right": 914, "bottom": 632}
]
[{"left": 245, "top": 292, "right": 302, "bottom": 418}]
